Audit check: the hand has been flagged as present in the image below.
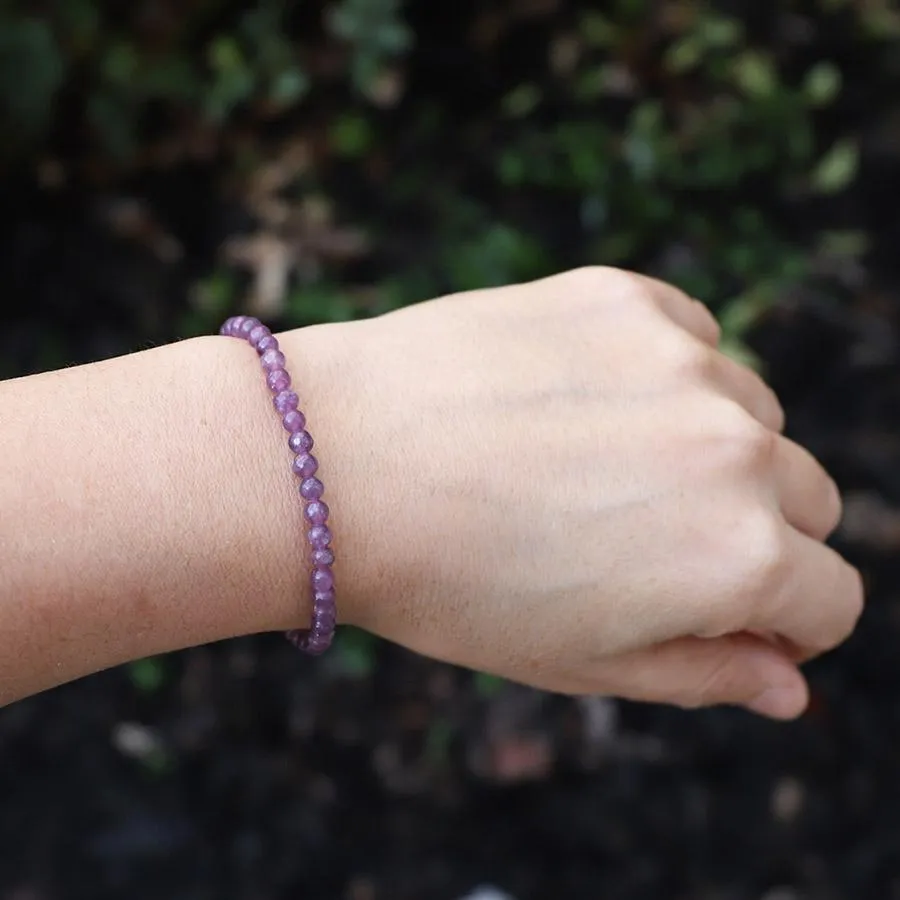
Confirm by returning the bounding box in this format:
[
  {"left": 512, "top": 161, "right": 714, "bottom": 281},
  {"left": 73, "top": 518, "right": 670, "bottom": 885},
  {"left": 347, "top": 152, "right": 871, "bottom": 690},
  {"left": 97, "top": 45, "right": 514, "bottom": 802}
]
[{"left": 289, "top": 267, "right": 863, "bottom": 719}]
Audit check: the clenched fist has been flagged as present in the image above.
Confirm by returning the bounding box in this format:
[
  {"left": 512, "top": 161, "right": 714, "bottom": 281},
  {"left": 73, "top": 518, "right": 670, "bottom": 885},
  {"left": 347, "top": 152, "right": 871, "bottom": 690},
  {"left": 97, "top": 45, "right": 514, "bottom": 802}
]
[{"left": 291, "top": 267, "right": 863, "bottom": 719}]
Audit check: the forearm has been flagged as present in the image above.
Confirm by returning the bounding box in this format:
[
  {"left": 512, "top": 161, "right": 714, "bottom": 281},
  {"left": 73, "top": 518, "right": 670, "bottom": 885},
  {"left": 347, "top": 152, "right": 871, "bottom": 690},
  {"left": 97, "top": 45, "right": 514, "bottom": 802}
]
[{"left": 0, "top": 329, "right": 344, "bottom": 704}]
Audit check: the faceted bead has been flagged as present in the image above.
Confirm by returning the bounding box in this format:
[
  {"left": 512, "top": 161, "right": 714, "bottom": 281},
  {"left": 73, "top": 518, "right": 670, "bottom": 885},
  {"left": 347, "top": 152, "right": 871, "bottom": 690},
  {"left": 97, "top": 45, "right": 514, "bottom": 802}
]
[
  {"left": 273, "top": 390, "right": 299, "bottom": 415},
  {"left": 312, "top": 547, "right": 334, "bottom": 567},
  {"left": 305, "top": 501, "right": 329, "bottom": 525},
  {"left": 311, "top": 566, "right": 334, "bottom": 594},
  {"left": 266, "top": 369, "right": 290, "bottom": 393},
  {"left": 238, "top": 317, "right": 259, "bottom": 337},
  {"left": 306, "top": 633, "right": 332, "bottom": 655},
  {"left": 256, "top": 334, "right": 279, "bottom": 355},
  {"left": 289, "top": 431, "right": 314, "bottom": 454},
  {"left": 308, "top": 525, "right": 332, "bottom": 549},
  {"left": 313, "top": 609, "right": 336, "bottom": 635},
  {"left": 219, "top": 313, "right": 336, "bottom": 657},
  {"left": 286, "top": 629, "right": 310, "bottom": 651},
  {"left": 282, "top": 410, "right": 306, "bottom": 433},
  {"left": 300, "top": 476, "right": 324, "bottom": 500},
  {"left": 248, "top": 324, "right": 269, "bottom": 348},
  {"left": 292, "top": 452, "right": 318, "bottom": 478},
  {"left": 260, "top": 349, "right": 286, "bottom": 371}
]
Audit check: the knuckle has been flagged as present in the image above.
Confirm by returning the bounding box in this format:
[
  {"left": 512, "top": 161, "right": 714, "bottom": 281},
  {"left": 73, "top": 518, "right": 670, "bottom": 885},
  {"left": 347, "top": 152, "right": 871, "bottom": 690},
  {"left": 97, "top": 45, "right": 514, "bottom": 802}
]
[
  {"left": 568, "top": 265, "right": 620, "bottom": 289},
  {"left": 714, "top": 405, "right": 778, "bottom": 473},
  {"left": 735, "top": 513, "right": 791, "bottom": 598},
  {"left": 667, "top": 337, "right": 717, "bottom": 381},
  {"left": 568, "top": 266, "right": 649, "bottom": 305},
  {"left": 696, "top": 301, "right": 722, "bottom": 341}
]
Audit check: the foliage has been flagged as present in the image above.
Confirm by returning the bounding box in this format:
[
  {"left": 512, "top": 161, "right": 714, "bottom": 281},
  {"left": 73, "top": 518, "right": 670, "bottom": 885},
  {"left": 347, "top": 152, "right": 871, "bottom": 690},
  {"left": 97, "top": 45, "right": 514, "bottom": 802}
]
[
  {"left": 2, "top": 2, "right": 891, "bottom": 345},
  {"left": 0, "top": 0, "right": 411, "bottom": 160}
]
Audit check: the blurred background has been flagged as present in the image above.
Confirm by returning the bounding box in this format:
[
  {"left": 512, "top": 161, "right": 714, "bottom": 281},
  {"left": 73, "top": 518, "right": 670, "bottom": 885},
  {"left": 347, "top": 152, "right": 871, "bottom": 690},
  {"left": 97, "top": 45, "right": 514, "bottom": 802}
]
[{"left": 1, "top": 0, "right": 900, "bottom": 897}]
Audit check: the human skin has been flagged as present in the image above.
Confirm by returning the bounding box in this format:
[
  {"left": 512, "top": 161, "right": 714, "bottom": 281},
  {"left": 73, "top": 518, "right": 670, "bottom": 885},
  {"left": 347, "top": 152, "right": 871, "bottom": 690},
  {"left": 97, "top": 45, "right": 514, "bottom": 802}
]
[{"left": 0, "top": 267, "right": 863, "bottom": 717}]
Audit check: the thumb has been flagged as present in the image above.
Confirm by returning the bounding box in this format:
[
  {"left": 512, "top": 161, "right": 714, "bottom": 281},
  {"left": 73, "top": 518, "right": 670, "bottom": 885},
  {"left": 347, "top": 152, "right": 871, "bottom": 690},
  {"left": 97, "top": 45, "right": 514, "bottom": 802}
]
[{"left": 595, "top": 634, "right": 809, "bottom": 720}]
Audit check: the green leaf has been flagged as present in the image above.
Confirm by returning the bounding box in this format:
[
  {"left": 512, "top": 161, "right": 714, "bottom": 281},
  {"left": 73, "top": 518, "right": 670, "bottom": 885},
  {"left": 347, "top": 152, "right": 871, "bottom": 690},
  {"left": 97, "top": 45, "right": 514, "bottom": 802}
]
[
  {"left": 425, "top": 719, "right": 455, "bottom": 763},
  {"left": 732, "top": 51, "right": 778, "bottom": 98},
  {"left": 270, "top": 67, "right": 309, "bottom": 107},
  {"left": 717, "top": 283, "right": 779, "bottom": 338},
  {"left": 816, "top": 229, "right": 869, "bottom": 259},
  {"left": 473, "top": 672, "right": 506, "bottom": 698},
  {"left": 334, "top": 627, "right": 378, "bottom": 677},
  {"left": 502, "top": 83, "right": 541, "bottom": 118},
  {"left": 698, "top": 15, "right": 743, "bottom": 48},
  {"left": 209, "top": 36, "right": 245, "bottom": 72},
  {"left": 811, "top": 138, "right": 859, "bottom": 194},
  {"left": 129, "top": 657, "right": 167, "bottom": 694},
  {"left": 665, "top": 36, "right": 704, "bottom": 73},
  {"left": 861, "top": 7, "right": 900, "bottom": 39},
  {"left": 579, "top": 12, "right": 619, "bottom": 47},
  {"left": 803, "top": 62, "right": 842, "bottom": 107},
  {"left": 331, "top": 112, "right": 374, "bottom": 156}
]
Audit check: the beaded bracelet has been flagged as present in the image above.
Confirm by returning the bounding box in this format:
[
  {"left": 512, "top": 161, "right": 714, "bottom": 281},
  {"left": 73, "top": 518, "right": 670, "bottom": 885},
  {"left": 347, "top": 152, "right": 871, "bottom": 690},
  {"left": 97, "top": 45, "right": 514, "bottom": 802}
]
[{"left": 220, "top": 316, "right": 336, "bottom": 655}]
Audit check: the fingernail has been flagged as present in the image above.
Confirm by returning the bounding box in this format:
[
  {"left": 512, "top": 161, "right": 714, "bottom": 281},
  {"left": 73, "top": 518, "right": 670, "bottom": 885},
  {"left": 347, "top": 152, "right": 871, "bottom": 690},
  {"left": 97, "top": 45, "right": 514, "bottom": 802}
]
[{"left": 747, "top": 686, "right": 806, "bottom": 720}]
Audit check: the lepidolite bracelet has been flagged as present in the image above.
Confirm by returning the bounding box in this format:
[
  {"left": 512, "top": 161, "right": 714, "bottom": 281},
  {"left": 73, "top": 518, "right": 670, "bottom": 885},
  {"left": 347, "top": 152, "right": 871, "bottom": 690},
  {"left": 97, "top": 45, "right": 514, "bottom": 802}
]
[{"left": 220, "top": 315, "right": 336, "bottom": 655}]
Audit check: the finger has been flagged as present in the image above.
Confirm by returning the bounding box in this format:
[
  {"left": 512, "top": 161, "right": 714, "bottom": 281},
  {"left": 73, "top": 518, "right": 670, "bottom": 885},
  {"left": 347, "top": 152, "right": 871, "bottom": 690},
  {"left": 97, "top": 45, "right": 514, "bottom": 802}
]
[
  {"left": 590, "top": 633, "right": 808, "bottom": 720},
  {"left": 747, "top": 526, "right": 864, "bottom": 658},
  {"left": 712, "top": 354, "right": 786, "bottom": 433},
  {"left": 773, "top": 437, "right": 842, "bottom": 540},
  {"left": 635, "top": 274, "right": 721, "bottom": 347}
]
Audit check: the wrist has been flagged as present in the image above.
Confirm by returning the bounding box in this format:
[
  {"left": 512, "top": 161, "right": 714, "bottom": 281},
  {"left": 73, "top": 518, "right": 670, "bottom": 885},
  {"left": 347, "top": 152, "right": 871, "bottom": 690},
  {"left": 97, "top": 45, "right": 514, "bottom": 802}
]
[{"left": 275, "top": 320, "right": 385, "bottom": 635}]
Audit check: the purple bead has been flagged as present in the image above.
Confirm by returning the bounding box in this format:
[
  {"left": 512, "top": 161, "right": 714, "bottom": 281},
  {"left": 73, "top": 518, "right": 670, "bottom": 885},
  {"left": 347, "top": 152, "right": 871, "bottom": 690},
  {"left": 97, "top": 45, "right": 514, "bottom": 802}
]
[
  {"left": 260, "top": 349, "right": 286, "bottom": 371},
  {"left": 308, "top": 525, "right": 332, "bottom": 549},
  {"left": 311, "top": 566, "right": 334, "bottom": 593},
  {"left": 285, "top": 628, "right": 303, "bottom": 649},
  {"left": 266, "top": 369, "right": 291, "bottom": 393},
  {"left": 220, "top": 313, "right": 336, "bottom": 656},
  {"left": 286, "top": 628, "right": 332, "bottom": 654},
  {"left": 289, "top": 431, "right": 314, "bottom": 454},
  {"left": 222, "top": 316, "right": 243, "bottom": 336},
  {"left": 238, "top": 317, "right": 259, "bottom": 337},
  {"left": 248, "top": 324, "right": 269, "bottom": 348},
  {"left": 305, "top": 501, "right": 329, "bottom": 525},
  {"left": 282, "top": 409, "right": 306, "bottom": 433},
  {"left": 312, "top": 547, "right": 335, "bottom": 567},
  {"left": 256, "top": 334, "right": 279, "bottom": 354},
  {"left": 273, "top": 390, "right": 299, "bottom": 415},
  {"left": 300, "top": 476, "right": 324, "bottom": 500},
  {"left": 313, "top": 590, "right": 336, "bottom": 623},
  {"left": 307, "top": 632, "right": 333, "bottom": 655},
  {"left": 313, "top": 609, "right": 337, "bottom": 634},
  {"left": 292, "top": 452, "right": 318, "bottom": 478}
]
